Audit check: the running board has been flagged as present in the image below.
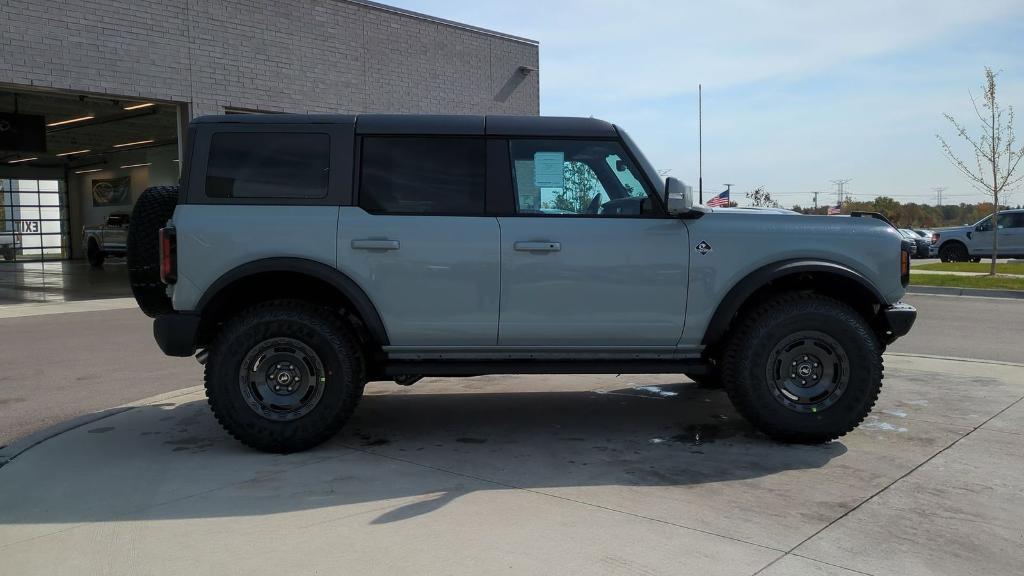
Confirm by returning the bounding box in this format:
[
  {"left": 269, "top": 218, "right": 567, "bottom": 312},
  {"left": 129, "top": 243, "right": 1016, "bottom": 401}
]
[{"left": 382, "top": 360, "right": 708, "bottom": 377}]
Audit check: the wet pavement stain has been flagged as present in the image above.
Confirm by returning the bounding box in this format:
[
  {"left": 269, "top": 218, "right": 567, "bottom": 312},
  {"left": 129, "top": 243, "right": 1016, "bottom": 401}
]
[
  {"left": 455, "top": 437, "right": 487, "bottom": 444},
  {"left": 87, "top": 426, "right": 115, "bottom": 434}
]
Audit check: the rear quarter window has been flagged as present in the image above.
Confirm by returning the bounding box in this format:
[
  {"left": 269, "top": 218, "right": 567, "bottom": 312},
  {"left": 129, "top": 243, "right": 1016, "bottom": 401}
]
[
  {"left": 358, "top": 136, "right": 485, "bottom": 215},
  {"left": 205, "top": 132, "right": 330, "bottom": 199}
]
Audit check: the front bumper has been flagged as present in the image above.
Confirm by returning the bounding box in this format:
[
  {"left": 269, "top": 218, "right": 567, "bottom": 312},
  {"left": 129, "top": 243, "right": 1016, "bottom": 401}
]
[
  {"left": 153, "top": 313, "right": 200, "bottom": 357},
  {"left": 878, "top": 302, "right": 917, "bottom": 344}
]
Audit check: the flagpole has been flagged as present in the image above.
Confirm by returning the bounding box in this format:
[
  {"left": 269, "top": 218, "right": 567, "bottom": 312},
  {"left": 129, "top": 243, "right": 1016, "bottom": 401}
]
[{"left": 698, "top": 83, "right": 703, "bottom": 205}]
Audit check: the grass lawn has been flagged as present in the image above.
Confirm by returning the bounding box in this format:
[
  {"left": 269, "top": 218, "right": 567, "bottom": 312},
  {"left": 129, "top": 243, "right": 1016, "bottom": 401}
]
[
  {"left": 910, "top": 273, "right": 1024, "bottom": 291},
  {"left": 916, "top": 261, "right": 1024, "bottom": 274}
]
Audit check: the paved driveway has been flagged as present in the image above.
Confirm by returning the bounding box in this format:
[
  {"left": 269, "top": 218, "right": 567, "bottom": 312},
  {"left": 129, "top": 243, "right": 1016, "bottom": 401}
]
[{"left": 1, "top": 355, "right": 1021, "bottom": 575}]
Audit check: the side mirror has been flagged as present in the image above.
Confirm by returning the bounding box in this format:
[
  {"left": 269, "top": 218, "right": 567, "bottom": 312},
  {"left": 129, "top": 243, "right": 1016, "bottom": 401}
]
[{"left": 664, "top": 177, "right": 692, "bottom": 215}]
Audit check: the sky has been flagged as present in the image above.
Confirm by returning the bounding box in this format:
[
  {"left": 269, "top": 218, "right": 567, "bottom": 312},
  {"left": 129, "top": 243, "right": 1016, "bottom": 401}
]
[{"left": 387, "top": 0, "right": 1024, "bottom": 207}]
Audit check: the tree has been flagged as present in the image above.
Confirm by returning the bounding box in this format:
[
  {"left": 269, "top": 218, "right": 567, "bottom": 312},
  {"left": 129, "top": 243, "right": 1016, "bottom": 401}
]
[
  {"left": 937, "top": 67, "right": 1024, "bottom": 274},
  {"left": 550, "top": 161, "right": 598, "bottom": 213},
  {"left": 746, "top": 186, "right": 781, "bottom": 208},
  {"left": 872, "top": 196, "right": 900, "bottom": 224}
]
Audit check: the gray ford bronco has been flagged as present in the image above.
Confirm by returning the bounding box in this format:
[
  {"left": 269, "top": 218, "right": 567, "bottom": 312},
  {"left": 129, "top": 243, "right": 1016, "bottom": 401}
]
[{"left": 127, "top": 114, "right": 917, "bottom": 453}]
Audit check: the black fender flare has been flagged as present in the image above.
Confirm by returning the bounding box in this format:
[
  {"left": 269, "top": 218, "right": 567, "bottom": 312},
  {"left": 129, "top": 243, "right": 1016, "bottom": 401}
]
[
  {"left": 702, "top": 259, "right": 886, "bottom": 347},
  {"left": 195, "top": 257, "right": 390, "bottom": 345}
]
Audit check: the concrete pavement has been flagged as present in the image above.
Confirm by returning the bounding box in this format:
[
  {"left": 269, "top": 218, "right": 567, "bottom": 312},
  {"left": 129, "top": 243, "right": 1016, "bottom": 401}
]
[{"left": 1, "top": 355, "right": 1021, "bottom": 575}]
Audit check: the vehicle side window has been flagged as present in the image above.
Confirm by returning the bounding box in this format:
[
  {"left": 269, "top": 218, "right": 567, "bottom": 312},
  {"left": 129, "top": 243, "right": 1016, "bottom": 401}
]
[
  {"left": 997, "top": 213, "right": 1017, "bottom": 229},
  {"left": 359, "top": 137, "right": 485, "bottom": 215},
  {"left": 976, "top": 216, "right": 993, "bottom": 232},
  {"left": 1008, "top": 213, "right": 1024, "bottom": 228},
  {"left": 206, "top": 132, "right": 330, "bottom": 199},
  {"left": 509, "top": 139, "right": 654, "bottom": 217}
]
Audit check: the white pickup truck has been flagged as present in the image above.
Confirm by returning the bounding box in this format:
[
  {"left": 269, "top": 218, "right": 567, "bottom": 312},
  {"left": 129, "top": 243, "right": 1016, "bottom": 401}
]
[{"left": 82, "top": 212, "right": 130, "bottom": 267}]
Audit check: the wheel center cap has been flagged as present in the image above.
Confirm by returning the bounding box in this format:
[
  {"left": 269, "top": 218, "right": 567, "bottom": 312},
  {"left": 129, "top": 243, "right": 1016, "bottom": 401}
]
[
  {"left": 798, "top": 364, "right": 812, "bottom": 378},
  {"left": 277, "top": 372, "right": 292, "bottom": 385}
]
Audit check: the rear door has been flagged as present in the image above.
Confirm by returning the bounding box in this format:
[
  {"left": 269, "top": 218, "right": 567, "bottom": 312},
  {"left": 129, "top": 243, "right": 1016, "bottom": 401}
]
[
  {"left": 1001, "top": 212, "right": 1024, "bottom": 256},
  {"left": 337, "top": 135, "right": 500, "bottom": 346},
  {"left": 495, "top": 138, "right": 688, "bottom": 347}
]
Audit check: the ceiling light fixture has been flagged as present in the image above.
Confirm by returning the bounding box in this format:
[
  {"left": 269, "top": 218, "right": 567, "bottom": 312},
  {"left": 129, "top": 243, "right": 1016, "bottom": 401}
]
[
  {"left": 8, "top": 157, "right": 38, "bottom": 164},
  {"left": 56, "top": 149, "right": 92, "bottom": 157},
  {"left": 46, "top": 115, "right": 95, "bottom": 127},
  {"left": 113, "top": 139, "right": 155, "bottom": 148},
  {"left": 74, "top": 168, "right": 103, "bottom": 174},
  {"left": 120, "top": 163, "right": 152, "bottom": 168},
  {"left": 123, "top": 102, "right": 156, "bottom": 110}
]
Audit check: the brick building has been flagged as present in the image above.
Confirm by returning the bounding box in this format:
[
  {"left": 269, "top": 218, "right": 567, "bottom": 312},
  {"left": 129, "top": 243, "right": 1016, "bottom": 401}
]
[{"left": 0, "top": 0, "right": 539, "bottom": 260}]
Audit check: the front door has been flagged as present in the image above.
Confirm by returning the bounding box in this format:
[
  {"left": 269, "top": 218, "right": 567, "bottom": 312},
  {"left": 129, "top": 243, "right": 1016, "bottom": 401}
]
[
  {"left": 337, "top": 136, "right": 499, "bottom": 346},
  {"left": 496, "top": 138, "right": 688, "bottom": 347}
]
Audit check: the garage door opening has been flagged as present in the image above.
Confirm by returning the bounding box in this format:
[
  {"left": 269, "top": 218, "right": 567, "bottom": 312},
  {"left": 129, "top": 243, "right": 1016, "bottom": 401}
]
[{"left": 1, "top": 88, "right": 182, "bottom": 264}]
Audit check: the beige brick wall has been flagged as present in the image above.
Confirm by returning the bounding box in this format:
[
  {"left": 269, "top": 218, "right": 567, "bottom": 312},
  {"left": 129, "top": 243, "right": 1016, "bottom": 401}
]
[{"left": 0, "top": 0, "right": 539, "bottom": 117}]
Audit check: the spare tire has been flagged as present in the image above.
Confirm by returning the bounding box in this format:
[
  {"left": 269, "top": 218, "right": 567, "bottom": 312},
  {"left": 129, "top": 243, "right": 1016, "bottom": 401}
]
[{"left": 128, "top": 186, "right": 179, "bottom": 317}]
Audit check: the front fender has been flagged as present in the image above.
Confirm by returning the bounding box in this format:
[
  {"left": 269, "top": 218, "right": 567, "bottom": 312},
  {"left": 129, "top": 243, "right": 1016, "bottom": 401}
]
[{"left": 700, "top": 259, "right": 886, "bottom": 348}]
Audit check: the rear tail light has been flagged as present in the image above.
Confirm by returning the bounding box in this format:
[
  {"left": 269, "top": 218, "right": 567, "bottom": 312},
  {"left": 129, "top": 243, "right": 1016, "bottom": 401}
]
[
  {"left": 900, "top": 245, "right": 911, "bottom": 287},
  {"left": 159, "top": 227, "right": 177, "bottom": 284}
]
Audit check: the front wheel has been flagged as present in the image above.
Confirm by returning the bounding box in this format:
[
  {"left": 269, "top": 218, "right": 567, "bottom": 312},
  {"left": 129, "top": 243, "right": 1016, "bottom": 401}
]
[
  {"left": 87, "top": 242, "right": 105, "bottom": 268},
  {"left": 205, "top": 301, "right": 366, "bottom": 453},
  {"left": 721, "top": 293, "right": 882, "bottom": 443},
  {"left": 939, "top": 242, "right": 968, "bottom": 263}
]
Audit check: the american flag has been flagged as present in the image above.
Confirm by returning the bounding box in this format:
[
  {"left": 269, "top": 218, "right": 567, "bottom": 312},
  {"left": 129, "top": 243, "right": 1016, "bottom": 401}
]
[
  {"left": 827, "top": 202, "right": 842, "bottom": 215},
  {"left": 706, "top": 189, "right": 730, "bottom": 207}
]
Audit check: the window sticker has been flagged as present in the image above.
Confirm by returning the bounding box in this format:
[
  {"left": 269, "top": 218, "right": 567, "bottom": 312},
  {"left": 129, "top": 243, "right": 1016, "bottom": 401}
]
[{"left": 533, "top": 151, "right": 565, "bottom": 188}]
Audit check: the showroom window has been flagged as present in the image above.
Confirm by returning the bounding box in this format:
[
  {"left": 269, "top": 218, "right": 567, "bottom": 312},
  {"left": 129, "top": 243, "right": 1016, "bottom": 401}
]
[
  {"left": 359, "top": 137, "right": 486, "bottom": 215},
  {"left": 205, "top": 132, "right": 330, "bottom": 199}
]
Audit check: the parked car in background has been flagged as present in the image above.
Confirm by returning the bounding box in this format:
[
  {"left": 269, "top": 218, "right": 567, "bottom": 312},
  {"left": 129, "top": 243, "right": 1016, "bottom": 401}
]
[
  {"left": 912, "top": 229, "right": 938, "bottom": 257},
  {"left": 82, "top": 212, "right": 130, "bottom": 268},
  {"left": 899, "top": 229, "right": 930, "bottom": 259},
  {"left": 934, "top": 209, "right": 1024, "bottom": 262}
]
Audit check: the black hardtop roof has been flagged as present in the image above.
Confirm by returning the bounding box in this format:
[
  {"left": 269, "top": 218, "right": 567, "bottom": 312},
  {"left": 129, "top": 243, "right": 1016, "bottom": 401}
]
[{"left": 191, "top": 113, "right": 619, "bottom": 138}]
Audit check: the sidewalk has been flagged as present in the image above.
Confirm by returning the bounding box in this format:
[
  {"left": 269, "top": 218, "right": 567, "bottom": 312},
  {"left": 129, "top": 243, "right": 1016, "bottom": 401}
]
[{"left": 1, "top": 355, "right": 1022, "bottom": 576}]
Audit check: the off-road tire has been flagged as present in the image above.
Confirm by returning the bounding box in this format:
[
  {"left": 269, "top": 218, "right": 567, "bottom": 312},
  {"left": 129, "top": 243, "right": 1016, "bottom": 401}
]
[
  {"left": 127, "top": 186, "right": 179, "bottom": 317},
  {"left": 939, "top": 242, "right": 968, "bottom": 263},
  {"left": 2, "top": 247, "right": 15, "bottom": 261},
  {"left": 205, "top": 300, "right": 366, "bottom": 453},
  {"left": 720, "top": 293, "right": 882, "bottom": 443},
  {"left": 87, "top": 241, "right": 105, "bottom": 268}
]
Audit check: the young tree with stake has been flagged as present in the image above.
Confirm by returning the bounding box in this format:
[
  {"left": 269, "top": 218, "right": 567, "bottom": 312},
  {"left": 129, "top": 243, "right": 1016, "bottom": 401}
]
[{"left": 937, "top": 67, "right": 1024, "bottom": 274}]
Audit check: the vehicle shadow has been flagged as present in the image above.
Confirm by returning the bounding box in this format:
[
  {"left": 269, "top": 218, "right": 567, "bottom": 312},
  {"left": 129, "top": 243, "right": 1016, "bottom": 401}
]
[{"left": 0, "top": 380, "right": 847, "bottom": 527}]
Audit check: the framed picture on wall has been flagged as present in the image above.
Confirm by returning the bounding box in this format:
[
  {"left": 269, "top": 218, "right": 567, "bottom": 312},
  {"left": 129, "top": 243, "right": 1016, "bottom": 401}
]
[{"left": 91, "top": 177, "right": 131, "bottom": 207}]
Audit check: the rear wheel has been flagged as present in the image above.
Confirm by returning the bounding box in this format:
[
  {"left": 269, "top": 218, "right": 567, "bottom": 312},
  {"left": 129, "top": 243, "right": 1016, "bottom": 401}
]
[
  {"left": 2, "top": 246, "right": 14, "bottom": 261},
  {"left": 939, "top": 242, "right": 968, "bottom": 262},
  {"left": 721, "top": 293, "right": 882, "bottom": 443},
  {"left": 127, "top": 186, "right": 179, "bottom": 317},
  {"left": 205, "top": 301, "right": 366, "bottom": 453}
]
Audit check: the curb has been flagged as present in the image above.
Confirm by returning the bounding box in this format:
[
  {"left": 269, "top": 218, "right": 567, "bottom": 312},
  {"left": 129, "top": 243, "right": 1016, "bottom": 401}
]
[
  {"left": 0, "top": 385, "right": 204, "bottom": 469},
  {"left": 885, "top": 352, "right": 1024, "bottom": 368},
  {"left": 907, "top": 285, "right": 1024, "bottom": 299}
]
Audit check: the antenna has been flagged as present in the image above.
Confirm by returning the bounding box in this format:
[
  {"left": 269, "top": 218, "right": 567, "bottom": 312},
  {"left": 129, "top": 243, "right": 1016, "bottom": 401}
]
[{"left": 698, "top": 84, "right": 703, "bottom": 204}]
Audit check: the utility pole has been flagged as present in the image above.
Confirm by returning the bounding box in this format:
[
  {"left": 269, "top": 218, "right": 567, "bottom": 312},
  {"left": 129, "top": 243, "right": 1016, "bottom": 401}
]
[
  {"left": 698, "top": 84, "right": 703, "bottom": 204},
  {"left": 932, "top": 186, "right": 946, "bottom": 206},
  {"left": 812, "top": 191, "right": 819, "bottom": 210},
  {"left": 830, "top": 179, "right": 851, "bottom": 204}
]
